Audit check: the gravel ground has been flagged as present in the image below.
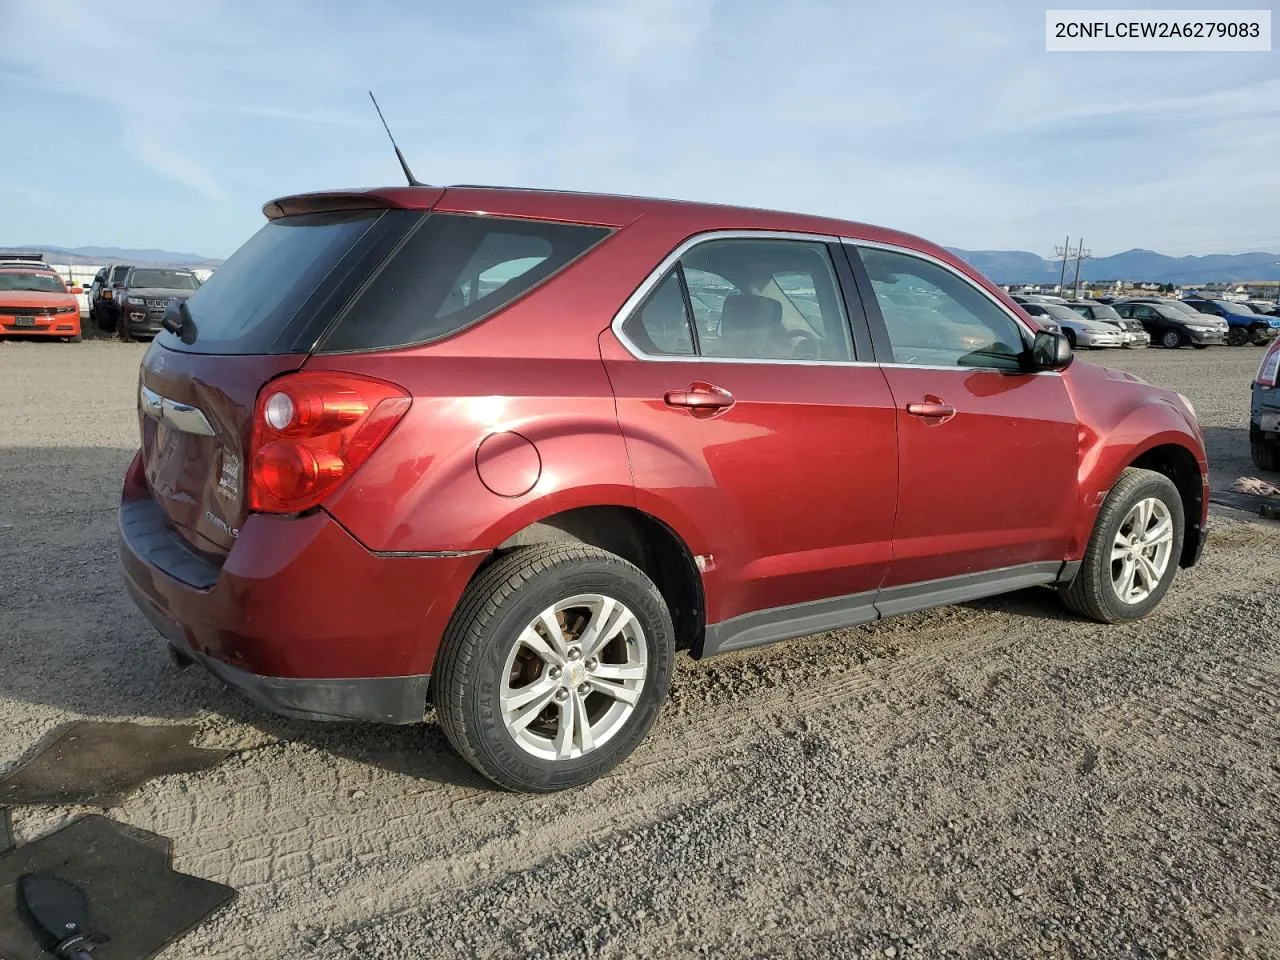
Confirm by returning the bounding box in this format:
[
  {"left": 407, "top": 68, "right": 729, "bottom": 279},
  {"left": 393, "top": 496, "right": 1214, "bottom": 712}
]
[{"left": 1, "top": 335, "right": 1278, "bottom": 960}]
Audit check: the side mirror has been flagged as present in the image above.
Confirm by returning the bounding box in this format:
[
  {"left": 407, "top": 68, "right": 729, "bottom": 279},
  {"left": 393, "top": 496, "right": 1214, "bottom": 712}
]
[{"left": 1031, "top": 329, "right": 1072, "bottom": 370}]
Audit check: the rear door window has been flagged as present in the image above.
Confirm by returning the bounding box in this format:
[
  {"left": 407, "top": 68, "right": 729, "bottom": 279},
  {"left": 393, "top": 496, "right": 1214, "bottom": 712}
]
[{"left": 319, "top": 215, "right": 610, "bottom": 353}]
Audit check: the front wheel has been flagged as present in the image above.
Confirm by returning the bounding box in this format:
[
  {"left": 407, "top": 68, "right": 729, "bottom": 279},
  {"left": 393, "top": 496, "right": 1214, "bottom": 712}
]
[
  {"left": 1226, "top": 327, "right": 1249, "bottom": 347},
  {"left": 1192, "top": 343, "right": 1209, "bottom": 350},
  {"left": 1161, "top": 329, "right": 1183, "bottom": 349},
  {"left": 434, "top": 543, "right": 675, "bottom": 792},
  {"left": 1059, "top": 467, "right": 1184, "bottom": 624}
]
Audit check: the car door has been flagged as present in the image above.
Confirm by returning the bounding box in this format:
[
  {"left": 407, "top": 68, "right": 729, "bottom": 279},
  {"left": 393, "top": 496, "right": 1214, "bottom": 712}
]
[
  {"left": 602, "top": 233, "right": 899, "bottom": 635},
  {"left": 844, "top": 242, "right": 1080, "bottom": 596}
]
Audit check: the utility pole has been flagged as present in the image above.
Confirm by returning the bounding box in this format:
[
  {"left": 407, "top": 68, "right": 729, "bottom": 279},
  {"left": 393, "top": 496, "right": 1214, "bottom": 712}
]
[
  {"left": 1053, "top": 235, "right": 1071, "bottom": 294},
  {"left": 1071, "top": 239, "right": 1092, "bottom": 299}
]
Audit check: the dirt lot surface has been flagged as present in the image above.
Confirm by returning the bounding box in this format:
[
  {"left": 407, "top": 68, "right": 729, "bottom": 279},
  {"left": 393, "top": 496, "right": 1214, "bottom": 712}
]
[{"left": 1, "top": 336, "right": 1278, "bottom": 959}]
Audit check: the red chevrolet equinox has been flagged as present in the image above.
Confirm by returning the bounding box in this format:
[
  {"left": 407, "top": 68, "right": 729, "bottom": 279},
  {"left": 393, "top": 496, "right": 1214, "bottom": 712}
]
[{"left": 119, "top": 185, "right": 1209, "bottom": 791}]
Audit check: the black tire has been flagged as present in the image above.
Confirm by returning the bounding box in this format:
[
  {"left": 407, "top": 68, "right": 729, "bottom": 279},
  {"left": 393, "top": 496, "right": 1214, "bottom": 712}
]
[
  {"left": 1226, "top": 327, "right": 1249, "bottom": 347},
  {"left": 434, "top": 543, "right": 676, "bottom": 792},
  {"left": 1064, "top": 329, "right": 1077, "bottom": 350},
  {"left": 68, "top": 333, "right": 82, "bottom": 343},
  {"left": 1192, "top": 343, "right": 1209, "bottom": 350},
  {"left": 1252, "top": 437, "right": 1280, "bottom": 472},
  {"left": 119, "top": 323, "right": 133, "bottom": 343},
  {"left": 1059, "top": 467, "right": 1185, "bottom": 624},
  {"left": 1161, "top": 329, "right": 1183, "bottom": 349}
]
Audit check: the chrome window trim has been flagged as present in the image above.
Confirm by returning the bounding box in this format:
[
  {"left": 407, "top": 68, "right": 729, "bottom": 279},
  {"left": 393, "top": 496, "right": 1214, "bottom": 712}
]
[
  {"left": 841, "top": 237, "right": 1038, "bottom": 342},
  {"left": 609, "top": 229, "right": 869, "bottom": 366},
  {"left": 139, "top": 384, "right": 216, "bottom": 436}
]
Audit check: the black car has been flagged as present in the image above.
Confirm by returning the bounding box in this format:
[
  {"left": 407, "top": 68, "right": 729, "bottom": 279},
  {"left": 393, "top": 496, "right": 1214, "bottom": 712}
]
[
  {"left": 1181, "top": 297, "right": 1280, "bottom": 347},
  {"left": 1113, "top": 301, "right": 1226, "bottom": 349},
  {"left": 113, "top": 267, "right": 201, "bottom": 341},
  {"left": 90, "top": 263, "right": 133, "bottom": 331}
]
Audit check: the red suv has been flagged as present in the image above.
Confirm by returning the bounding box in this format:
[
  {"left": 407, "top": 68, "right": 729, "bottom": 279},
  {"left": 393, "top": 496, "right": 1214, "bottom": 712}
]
[{"left": 119, "top": 185, "right": 1209, "bottom": 791}]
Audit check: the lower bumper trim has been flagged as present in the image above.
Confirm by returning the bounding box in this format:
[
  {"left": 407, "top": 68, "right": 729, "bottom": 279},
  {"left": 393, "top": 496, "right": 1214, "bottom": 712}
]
[{"left": 131, "top": 579, "right": 430, "bottom": 724}]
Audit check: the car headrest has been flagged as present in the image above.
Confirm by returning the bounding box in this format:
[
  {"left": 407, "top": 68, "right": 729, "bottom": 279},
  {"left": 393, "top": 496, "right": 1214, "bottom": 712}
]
[{"left": 719, "top": 294, "right": 784, "bottom": 336}]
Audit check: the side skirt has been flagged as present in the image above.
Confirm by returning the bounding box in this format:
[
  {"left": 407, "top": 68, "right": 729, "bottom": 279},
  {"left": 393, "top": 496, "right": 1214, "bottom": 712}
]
[{"left": 697, "top": 561, "right": 1070, "bottom": 659}]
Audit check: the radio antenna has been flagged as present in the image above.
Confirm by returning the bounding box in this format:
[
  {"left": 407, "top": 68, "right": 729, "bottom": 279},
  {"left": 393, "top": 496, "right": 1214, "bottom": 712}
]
[{"left": 368, "top": 91, "right": 426, "bottom": 187}]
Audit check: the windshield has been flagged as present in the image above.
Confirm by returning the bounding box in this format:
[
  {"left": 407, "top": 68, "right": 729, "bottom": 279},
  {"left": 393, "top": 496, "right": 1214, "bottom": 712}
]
[
  {"left": 110, "top": 265, "right": 131, "bottom": 282},
  {"left": 1214, "top": 300, "right": 1255, "bottom": 316},
  {"left": 0, "top": 271, "right": 67, "bottom": 293},
  {"left": 1044, "top": 304, "right": 1083, "bottom": 321},
  {"left": 128, "top": 269, "right": 199, "bottom": 290},
  {"left": 1089, "top": 304, "right": 1121, "bottom": 320}
]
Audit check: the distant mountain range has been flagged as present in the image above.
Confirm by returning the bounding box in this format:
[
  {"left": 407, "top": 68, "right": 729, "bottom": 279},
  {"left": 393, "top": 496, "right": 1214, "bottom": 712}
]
[
  {"left": 0, "top": 245, "right": 224, "bottom": 268},
  {"left": 5, "top": 243, "right": 1278, "bottom": 285},
  {"left": 947, "top": 248, "right": 1280, "bottom": 285}
]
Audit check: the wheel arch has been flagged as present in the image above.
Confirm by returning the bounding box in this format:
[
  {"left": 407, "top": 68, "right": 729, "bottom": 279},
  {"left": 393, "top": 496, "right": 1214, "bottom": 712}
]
[
  {"left": 1123, "top": 439, "right": 1206, "bottom": 568},
  {"left": 474, "top": 505, "right": 706, "bottom": 653}
]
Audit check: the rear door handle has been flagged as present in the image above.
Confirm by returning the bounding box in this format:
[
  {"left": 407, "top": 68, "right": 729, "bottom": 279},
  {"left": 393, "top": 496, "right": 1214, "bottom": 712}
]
[
  {"left": 906, "top": 399, "right": 956, "bottom": 420},
  {"left": 664, "top": 383, "right": 736, "bottom": 415}
]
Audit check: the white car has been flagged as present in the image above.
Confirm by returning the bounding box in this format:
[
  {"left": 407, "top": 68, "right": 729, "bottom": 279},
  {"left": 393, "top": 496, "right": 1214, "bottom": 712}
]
[{"left": 1020, "top": 301, "right": 1124, "bottom": 348}]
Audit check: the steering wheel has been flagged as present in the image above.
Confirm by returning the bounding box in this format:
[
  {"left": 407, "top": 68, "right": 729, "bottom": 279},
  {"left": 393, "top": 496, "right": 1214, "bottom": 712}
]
[{"left": 789, "top": 331, "right": 820, "bottom": 360}]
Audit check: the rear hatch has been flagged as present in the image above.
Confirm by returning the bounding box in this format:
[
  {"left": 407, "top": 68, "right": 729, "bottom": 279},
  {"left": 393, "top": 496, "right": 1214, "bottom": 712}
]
[
  {"left": 136, "top": 194, "right": 613, "bottom": 559},
  {"left": 137, "top": 205, "right": 426, "bottom": 557}
]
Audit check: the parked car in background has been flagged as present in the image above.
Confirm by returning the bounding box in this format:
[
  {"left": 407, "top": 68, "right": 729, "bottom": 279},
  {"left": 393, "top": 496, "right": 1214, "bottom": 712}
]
[
  {"left": 1114, "top": 301, "right": 1224, "bottom": 349},
  {"left": 0, "top": 262, "right": 82, "bottom": 341},
  {"left": 91, "top": 263, "right": 133, "bottom": 332},
  {"left": 1244, "top": 300, "right": 1280, "bottom": 318},
  {"left": 119, "top": 183, "right": 1209, "bottom": 791},
  {"left": 1066, "top": 300, "right": 1150, "bottom": 348},
  {"left": 113, "top": 266, "right": 201, "bottom": 341},
  {"left": 1181, "top": 297, "right": 1280, "bottom": 347},
  {"left": 1018, "top": 300, "right": 1123, "bottom": 348},
  {"left": 1252, "top": 339, "right": 1280, "bottom": 471}
]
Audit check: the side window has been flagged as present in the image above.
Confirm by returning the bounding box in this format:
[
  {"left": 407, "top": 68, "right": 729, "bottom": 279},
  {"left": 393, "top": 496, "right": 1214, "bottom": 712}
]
[
  {"left": 856, "top": 246, "right": 1026, "bottom": 370},
  {"left": 678, "top": 239, "right": 852, "bottom": 361},
  {"left": 621, "top": 269, "right": 694, "bottom": 356},
  {"left": 1135, "top": 306, "right": 1156, "bottom": 320}
]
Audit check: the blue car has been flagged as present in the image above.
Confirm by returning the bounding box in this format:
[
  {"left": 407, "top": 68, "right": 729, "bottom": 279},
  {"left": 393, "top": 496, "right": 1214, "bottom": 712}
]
[
  {"left": 1183, "top": 297, "right": 1280, "bottom": 347},
  {"left": 1253, "top": 340, "right": 1280, "bottom": 471}
]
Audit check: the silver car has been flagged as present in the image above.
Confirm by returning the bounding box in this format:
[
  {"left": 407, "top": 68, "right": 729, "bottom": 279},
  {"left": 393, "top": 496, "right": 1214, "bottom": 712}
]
[
  {"left": 1020, "top": 301, "right": 1124, "bottom": 348},
  {"left": 1066, "top": 300, "right": 1151, "bottom": 348}
]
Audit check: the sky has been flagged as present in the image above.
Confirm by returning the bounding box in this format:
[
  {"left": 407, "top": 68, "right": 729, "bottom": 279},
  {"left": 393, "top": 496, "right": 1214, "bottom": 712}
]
[{"left": 1, "top": 0, "right": 1278, "bottom": 260}]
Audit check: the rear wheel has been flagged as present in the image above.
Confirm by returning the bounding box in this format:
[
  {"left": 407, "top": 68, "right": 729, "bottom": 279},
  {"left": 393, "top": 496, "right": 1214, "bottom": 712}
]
[
  {"left": 1253, "top": 436, "right": 1280, "bottom": 472},
  {"left": 434, "top": 543, "right": 675, "bottom": 792},
  {"left": 1226, "top": 327, "right": 1249, "bottom": 347},
  {"left": 1059, "top": 468, "right": 1184, "bottom": 624},
  {"left": 1161, "top": 329, "right": 1183, "bottom": 349}
]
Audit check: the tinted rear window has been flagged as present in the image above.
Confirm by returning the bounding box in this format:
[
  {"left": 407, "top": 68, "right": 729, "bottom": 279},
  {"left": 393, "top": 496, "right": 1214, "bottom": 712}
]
[
  {"left": 155, "top": 209, "right": 397, "bottom": 355},
  {"left": 156, "top": 210, "right": 609, "bottom": 356},
  {"left": 317, "top": 214, "right": 610, "bottom": 353}
]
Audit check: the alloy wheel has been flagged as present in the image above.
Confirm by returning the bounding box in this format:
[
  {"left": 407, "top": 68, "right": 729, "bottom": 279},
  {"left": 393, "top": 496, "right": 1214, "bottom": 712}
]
[
  {"left": 1162, "top": 330, "right": 1181, "bottom": 349},
  {"left": 500, "top": 593, "right": 648, "bottom": 761},
  {"left": 1110, "top": 497, "right": 1174, "bottom": 604}
]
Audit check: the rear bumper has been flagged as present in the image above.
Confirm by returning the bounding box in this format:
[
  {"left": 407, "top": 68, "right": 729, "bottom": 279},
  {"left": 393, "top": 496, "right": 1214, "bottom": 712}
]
[{"left": 118, "top": 457, "right": 485, "bottom": 723}]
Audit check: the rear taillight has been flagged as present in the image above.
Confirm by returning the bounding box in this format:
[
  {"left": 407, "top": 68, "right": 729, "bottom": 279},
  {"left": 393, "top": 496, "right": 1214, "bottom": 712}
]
[
  {"left": 1257, "top": 340, "right": 1280, "bottom": 388},
  {"left": 248, "top": 372, "right": 411, "bottom": 514}
]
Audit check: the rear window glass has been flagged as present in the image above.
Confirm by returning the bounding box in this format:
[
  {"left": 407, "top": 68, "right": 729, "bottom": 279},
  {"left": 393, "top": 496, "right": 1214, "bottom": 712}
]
[
  {"left": 156, "top": 209, "right": 395, "bottom": 355},
  {"left": 318, "top": 214, "right": 610, "bottom": 353}
]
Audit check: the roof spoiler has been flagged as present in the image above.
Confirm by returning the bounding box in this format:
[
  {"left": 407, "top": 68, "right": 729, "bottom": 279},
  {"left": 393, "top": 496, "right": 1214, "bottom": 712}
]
[{"left": 262, "top": 187, "right": 444, "bottom": 220}]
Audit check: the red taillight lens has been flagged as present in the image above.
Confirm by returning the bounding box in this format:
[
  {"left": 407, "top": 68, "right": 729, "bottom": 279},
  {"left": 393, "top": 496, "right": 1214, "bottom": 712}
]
[
  {"left": 1258, "top": 341, "right": 1280, "bottom": 388},
  {"left": 248, "top": 372, "right": 411, "bottom": 513}
]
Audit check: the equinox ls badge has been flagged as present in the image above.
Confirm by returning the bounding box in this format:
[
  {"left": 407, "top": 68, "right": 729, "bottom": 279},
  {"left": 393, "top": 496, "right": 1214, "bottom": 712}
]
[{"left": 205, "top": 510, "right": 239, "bottom": 539}]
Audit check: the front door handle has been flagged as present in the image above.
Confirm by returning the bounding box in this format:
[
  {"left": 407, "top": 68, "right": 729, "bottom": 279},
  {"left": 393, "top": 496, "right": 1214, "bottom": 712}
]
[
  {"left": 906, "top": 398, "right": 956, "bottom": 420},
  {"left": 664, "top": 383, "right": 736, "bottom": 416}
]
